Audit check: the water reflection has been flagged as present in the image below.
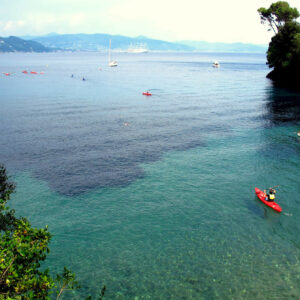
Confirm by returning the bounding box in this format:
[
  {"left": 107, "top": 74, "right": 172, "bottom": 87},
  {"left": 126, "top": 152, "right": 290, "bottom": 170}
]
[{"left": 264, "top": 87, "right": 300, "bottom": 125}]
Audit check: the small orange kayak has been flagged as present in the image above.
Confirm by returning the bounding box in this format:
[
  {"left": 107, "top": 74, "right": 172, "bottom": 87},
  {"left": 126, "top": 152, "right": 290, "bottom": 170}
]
[
  {"left": 142, "top": 92, "right": 152, "bottom": 96},
  {"left": 255, "top": 187, "right": 282, "bottom": 212},
  {"left": 30, "top": 71, "right": 38, "bottom": 74}
]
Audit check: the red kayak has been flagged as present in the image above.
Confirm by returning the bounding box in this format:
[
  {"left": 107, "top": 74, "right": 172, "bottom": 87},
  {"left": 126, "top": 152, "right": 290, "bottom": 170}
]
[
  {"left": 142, "top": 92, "right": 152, "bottom": 96},
  {"left": 255, "top": 187, "right": 282, "bottom": 212}
]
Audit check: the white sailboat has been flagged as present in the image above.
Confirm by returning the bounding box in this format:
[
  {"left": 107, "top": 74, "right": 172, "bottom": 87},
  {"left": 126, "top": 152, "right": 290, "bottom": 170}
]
[
  {"left": 212, "top": 60, "right": 220, "bottom": 68},
  {"left": 108, "top": 40, "right": 118, "bottom": 67}
]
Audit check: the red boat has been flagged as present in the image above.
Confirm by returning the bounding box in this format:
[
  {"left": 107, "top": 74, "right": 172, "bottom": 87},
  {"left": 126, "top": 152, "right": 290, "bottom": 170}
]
[
  {"left": 142, "top": 91, "right": 152, "bottom": 96},
  {"left": 30, "top": 71, "right": 38, "bottom": 74},
  {"left": 255, "top": 187, "right": 282, "bottom": 212},
  {"left": 22, "top": 70, "right": 28, "bottom": 74}
]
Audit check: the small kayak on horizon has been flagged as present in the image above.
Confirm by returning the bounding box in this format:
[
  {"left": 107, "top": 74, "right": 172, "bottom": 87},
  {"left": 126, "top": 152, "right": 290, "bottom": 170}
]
[
  {"left": 255, "top": 187, "right": 282, "bottom": 212},
  {"left": 142, "top": 91, "right": 152, "bottom": 96}
]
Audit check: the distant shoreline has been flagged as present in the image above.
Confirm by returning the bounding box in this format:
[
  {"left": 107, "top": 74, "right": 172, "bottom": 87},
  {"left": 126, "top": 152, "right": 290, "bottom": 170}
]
[
  {"left": 0, "top": 33, "right": 267, "bottom": 54},
  {"left": 0, "top": 49, "right": 267, "bottom": 54}
]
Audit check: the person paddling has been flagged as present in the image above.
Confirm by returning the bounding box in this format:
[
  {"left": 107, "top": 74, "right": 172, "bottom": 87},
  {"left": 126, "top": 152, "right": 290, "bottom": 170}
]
[{"left": 264, "top": 187, "right": 276, "bottom": 202}]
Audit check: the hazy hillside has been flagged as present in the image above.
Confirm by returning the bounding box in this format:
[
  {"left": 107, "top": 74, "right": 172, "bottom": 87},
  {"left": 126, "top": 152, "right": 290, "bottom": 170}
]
[
  {"left": 17, "top": 33, "right": 268, "bottom": 53},
  {"left": 178, "top": 40, "right": 267, "bottom": 53},
  {"left": 24, "top": 33, "right": 194, "bottom": 51},
  {"left": 0, "top": 36, "right": 52, "bottom": 52}
]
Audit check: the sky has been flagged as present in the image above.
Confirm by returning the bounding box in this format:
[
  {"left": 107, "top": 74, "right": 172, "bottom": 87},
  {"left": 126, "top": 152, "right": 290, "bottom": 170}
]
[{"left": 1, "top": 0, "right": 300, "bottom": 44}]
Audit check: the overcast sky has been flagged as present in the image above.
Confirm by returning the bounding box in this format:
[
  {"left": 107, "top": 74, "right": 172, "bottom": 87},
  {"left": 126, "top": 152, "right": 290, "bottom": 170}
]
[{"left": 1, "top": 0, "right": 300, "bottom": 44}]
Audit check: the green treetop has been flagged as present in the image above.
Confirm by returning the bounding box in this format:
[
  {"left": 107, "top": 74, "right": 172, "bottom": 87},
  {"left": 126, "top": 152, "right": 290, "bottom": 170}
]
[
  {"left": 258, "top": 1, "right": 300, "bottom": 89},
  {"left": 258, "top": 1, "right": 299, "bottom": 33}
]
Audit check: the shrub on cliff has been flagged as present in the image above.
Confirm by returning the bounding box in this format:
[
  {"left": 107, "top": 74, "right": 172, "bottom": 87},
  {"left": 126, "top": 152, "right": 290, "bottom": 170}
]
[{"left": 0, "top": 164, "right": 105, "bottom": 299}]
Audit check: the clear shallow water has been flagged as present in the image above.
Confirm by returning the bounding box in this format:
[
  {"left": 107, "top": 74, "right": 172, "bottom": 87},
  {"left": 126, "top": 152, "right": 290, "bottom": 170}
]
[{"left": 1, "top": 52, "right": 300, "bottom": 299}]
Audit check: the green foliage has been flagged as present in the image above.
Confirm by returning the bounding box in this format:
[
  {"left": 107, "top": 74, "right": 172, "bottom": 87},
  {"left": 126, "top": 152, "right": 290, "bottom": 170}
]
[
  {"left": 0, "top": 164, "right": 54, "bottom": 299},
  {"left": 258, "top": 1, "right": 299, "bottom": 33},
  {"left": 0, "top": 164, "right": 17, "bottom": 234},
  {"left": 258, "top": 1, "right": 300, "bottom": 89},
  {"left": 0, "top": 220, "right": 54, "bottom": 299},
  {"left": 0, "top": 165, "right": 15, "bottom": 201},
  {"left": 267, "top": 21, "right": 300, "bottom": 69},
  {"left": 55, "top": 267, "right": 80, "bottom": 299},
  {"left": 0, "top": 164, "right": 105, "bottom": 299}
]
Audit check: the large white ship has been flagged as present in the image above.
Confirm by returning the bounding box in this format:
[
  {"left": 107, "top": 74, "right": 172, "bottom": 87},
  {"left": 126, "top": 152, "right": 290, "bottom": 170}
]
[{"left": 127, "top": 43, "right": 148, "bottom": 53}]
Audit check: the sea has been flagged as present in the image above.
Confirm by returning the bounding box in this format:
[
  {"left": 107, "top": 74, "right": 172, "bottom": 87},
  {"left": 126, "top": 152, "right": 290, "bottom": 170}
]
[{"left": 0, "top": 51, "right": 300, "bottom": 299}]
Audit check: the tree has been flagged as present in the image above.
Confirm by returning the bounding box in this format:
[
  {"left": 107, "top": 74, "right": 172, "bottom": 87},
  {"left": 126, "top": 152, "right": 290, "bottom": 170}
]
[
  {"left": 0, "top": 165, "right": 17, "bottom": 232},
  {"left": 258, "top": 1, "right": 299, "bottom": 34},
  {"left": 0, "top": 164, "right": 105, "bottom": 299},
  {"left": 258, "top": 1, "right": 300, "bottom": 89},
  {"left": 267, "top": 21, "right": 300, "bottom": 69}
]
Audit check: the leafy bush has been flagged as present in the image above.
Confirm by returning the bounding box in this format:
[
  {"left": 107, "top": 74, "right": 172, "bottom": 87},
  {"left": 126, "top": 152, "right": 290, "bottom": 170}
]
[{"left": 0, "top": 164, "right": 105, "bottom": 299}]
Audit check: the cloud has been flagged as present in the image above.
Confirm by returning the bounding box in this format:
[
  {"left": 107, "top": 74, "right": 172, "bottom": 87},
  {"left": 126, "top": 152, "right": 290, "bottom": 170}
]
[
  {"left": 0, "top": 0, "right": 299, "bottom": 43},
  {"left": 0, "top": 12, "right": 88, "bottom": 36},
  {"left": 107, "top": 0, "right": 273, "bottom": 43},
  {"left": 1, "top": 20, "right": 27, "bottom": 34},
  {"left": 3, "top": 21, "right": 13, "bottom": 32},
  {"left": 69, "top": 13, "right": 86, "bottom": 26}
]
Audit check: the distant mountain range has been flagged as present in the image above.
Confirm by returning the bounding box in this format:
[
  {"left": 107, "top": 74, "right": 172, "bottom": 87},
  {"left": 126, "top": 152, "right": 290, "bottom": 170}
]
[
  {"left": 0, "top": 36, "right": 51, "bottom": 52},
  {"left": 0, "top": 33, "right": 268, "bottom": 53},
  {"left": 22, "top": 33, "right": 193, "bottom": 51},
  {"left": 178, "top": 40, "right": 267, "bottom": 53}
]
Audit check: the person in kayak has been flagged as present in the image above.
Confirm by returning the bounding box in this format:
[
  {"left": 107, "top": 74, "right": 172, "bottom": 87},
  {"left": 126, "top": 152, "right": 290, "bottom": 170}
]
[{"left": 264, "top": 188, "right": 276, "bottom": 202}]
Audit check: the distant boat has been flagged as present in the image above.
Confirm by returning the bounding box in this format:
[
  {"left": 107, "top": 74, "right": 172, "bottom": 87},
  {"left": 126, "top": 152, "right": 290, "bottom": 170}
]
[
  {"left": 108, "top": 40, "right": 118, "bottom": 67},
  {"left": 212, "top": 61, "right": 220, "bottom": 68},
  {"left": 127, "top": 43, "right": 148, "bottom": 53}
]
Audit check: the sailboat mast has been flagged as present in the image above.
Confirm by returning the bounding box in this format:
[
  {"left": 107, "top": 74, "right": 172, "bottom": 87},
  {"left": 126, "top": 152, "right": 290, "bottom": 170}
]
[
  {"left": 108, "top": 39, "right": 111, "bottom": 63},
  {"left": 108, "top": 39, "right": 118, "bottom": 67}
]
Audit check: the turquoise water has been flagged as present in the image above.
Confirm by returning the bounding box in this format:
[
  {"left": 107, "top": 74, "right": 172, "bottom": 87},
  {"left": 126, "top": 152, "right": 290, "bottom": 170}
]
[{"left": 1, "top": 52, "right": 300, "bottom": 299}]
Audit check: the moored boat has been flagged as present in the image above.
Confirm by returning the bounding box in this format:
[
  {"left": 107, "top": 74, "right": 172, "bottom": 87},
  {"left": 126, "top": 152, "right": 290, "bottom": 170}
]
[
  {"left": 108, "top": 40, "right": 118, "bottom": 67},
  {"left": 127, "top": 43, "right": 148, "bottom": 53},
  {"left": 212, "top": 61, "right": 220, "bottom": 68}
]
